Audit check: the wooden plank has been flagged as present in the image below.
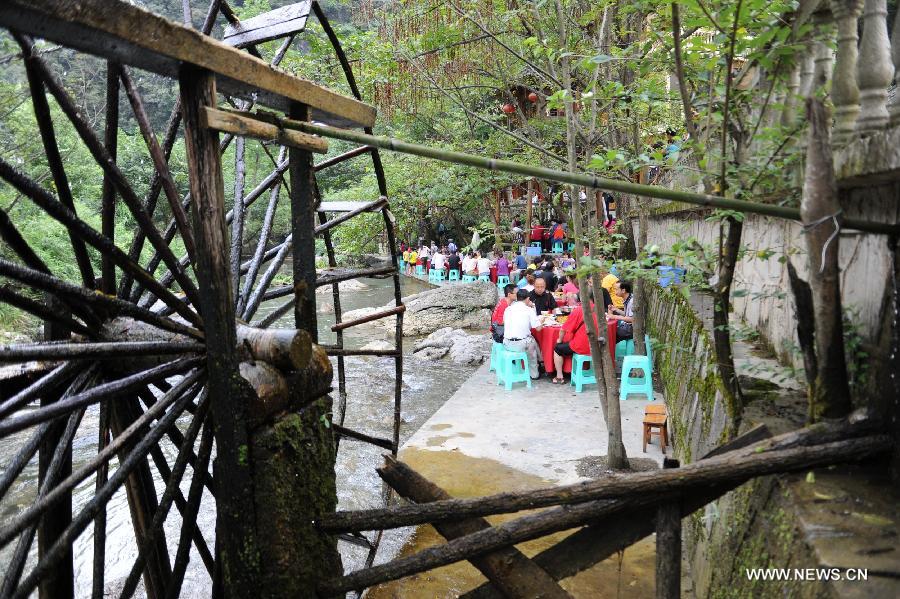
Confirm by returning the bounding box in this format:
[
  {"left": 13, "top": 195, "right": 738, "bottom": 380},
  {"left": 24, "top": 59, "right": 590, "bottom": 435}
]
[
  {"left": 317, "top": 201, "right": 383, "bottom": 213},
  {"left": 0, "top": 0, "right": 375, "bottom": 128},
  {"left": 223, "top": 2, "right": 311, "bottom": 48},
  {"left": 201, "top": 107, "right": 328, "bottom": 153}
]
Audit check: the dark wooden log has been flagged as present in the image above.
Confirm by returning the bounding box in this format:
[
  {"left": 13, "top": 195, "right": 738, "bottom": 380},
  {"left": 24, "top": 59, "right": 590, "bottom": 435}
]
[
  {"left": 322, "top": 347, "right": 400, "bottom": 357},
  {"left": 0, "top": 285, "right": 92, "bottom": 338},
  {"left": 332, "top": 424, "right": 393, "bottom": 451},
  {"left": 786, "top": 260, "right": 818, "bottom": 395},
  {"left": 0, "top": 362, "right": 80, "bottom": 419},
  {"left": 120, "top": 68, "right": 196, "bottom": 262},
  {"left": 313, "top": 197, "right": 388, "bottom": 235},
  {"left": 655, "top": 459, "right": 681, "bottom": 599},
  {"left": 289, "top": 103, "right": 318, "bottom": 340},
  {"left": 318, "top": 430, "right": 890, "bottom": 533},
  {"left": 92, "top": 400, "right": 110, "bottom": 599},
  {"left": 253, "top": 297, "right": 294, "bottom": 329},
  {"left": 230, "top": 135, "right": 246, "bottom": 302},
  {"left": 378, "top": 457, "right": 572, "bottom": 599},
  {"left": 313, "top": 145, "right": 372, "bottom": 171},
  {"left": 241, "top": 234, "right": 293, "bottom": 322},
  {"left": 235, "top": 324, "right": 311, "bottom": 370},
  {"left": 330, "top": 305, "right": 406, "bottom": 332},
  {"left": 202, "top": 106, "right": 328, "bottom": 153},
  {"left": 315, "top": 265, "right": 397, "bottom": 288},
  {"left": 0, "top": 341, "right": 204, "bottom": 363},
  {"left": 700, "top": 423, "right": 771, "bottom": 459},
  {"left": 180, "top": 65, "right": 262, "bottom": 597}
]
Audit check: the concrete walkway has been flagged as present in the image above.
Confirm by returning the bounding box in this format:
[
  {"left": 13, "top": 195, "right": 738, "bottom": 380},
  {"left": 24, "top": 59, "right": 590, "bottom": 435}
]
[{"left": 369, "top": 362, "right": 669, "bottom": 598}]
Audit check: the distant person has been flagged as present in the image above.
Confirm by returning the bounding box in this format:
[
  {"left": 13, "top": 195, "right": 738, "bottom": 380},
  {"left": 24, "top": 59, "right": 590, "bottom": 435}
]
[
  {"left": 514, "top": 250, "right": 528, "bottom": 270},
  {"left": 476, "top": 252, "right": 492, "bottom": 278},
  {"left": 419, "top": 243, "right": 431, "bottom": 268},
  {"left": 664, "top": 127, "right": 681, "bottom": 159},
  {"left": 431, "top": 250, "right": 446, "bottom": 271},
  {"left": 529, "top": 277, "right": 557, "bottom": 316},
  {"left": 561, "top": 273, "right": 580, "bottom": 305},
  {"left": 462, "top": 252, "right": 477, "bottom": 276},
  {"left": 407, "top": 247, "right": 418, "bottom": 275},
  {"left": 608, "top": 280, "right": 634, "bottom": 342},
  {"left": 447, "top": 250, "right": 461, "bottom": 276},
  {"left": 496, "top": 252, "right": 511, "bottom": 279},
  {"left": 502, "top": 289, "right": 542, "bottom": 380},
  {"left": 600, "top": 267, "right": 623, "bottom": 309},
  {"left": 518, "top": 273, "right": 536, "bottom": 292},
  {"left": 447, "top": 239, "right": 458, "bottom": 253}
]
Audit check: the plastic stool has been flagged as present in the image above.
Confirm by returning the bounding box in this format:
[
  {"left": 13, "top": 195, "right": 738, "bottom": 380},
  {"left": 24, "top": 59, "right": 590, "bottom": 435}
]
[
  {"left": 568, "top": 242, "right": 575, "bottom": 252},
  {"left": 620, "top": 355, "right": 653, "bottom": 400},
  {"left": 462, "top": 274, "right": 476, "bottom": 282},
  {"left": 399, "top": 260, "right": 405, "bottom": 272},
  {"left": 615, "top": 338, "right": 635, "bottom": 362},
  {"left": 496, "top": 275, "right": 510, "bottom": 291},
  {"left": 530, "top": 242, "right": 542, "bottom": 249},
  {"left": 429, "top": 269, "right": 445, "bottom": 282},
  {"left": 448, "top": 269, "right": 460, "bottom": 282},
  {"left": 478, "top": 274, "right": 490, "bottom": 282},
  {"left": 489, "top": 341, "right": 503, "bottom": 372},
  {"left": 496, "top": 349, "right": 532, "bottom": 390},
  {"left": 415, "top": 264, "right": 425, "bottom": 276},
  {"left": 570, "top": 354, "right": 597, "bottom": 393},
  {"left": 552, "top": 241, "right": 564, "bottom": 254}
]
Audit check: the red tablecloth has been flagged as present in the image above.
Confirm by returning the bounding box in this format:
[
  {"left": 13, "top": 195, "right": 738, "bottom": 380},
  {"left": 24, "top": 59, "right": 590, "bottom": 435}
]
[
  {"left": 489, "top": 265, "right": 498, "bottom": 283},
  {"left": 532, "top": 319, "right": 618, "bottom": 375}
]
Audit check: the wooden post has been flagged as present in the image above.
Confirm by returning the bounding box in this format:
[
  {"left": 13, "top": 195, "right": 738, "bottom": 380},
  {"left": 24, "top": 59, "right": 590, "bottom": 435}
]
[
  {"left": 655, "top": 458, "right": 681, "bottom": 599},
  {"left": 289, "top": 102, "right": 318, "bottom": 340},
  {"left": 180, "top": 65, "right": 261, "bottom": 598}
]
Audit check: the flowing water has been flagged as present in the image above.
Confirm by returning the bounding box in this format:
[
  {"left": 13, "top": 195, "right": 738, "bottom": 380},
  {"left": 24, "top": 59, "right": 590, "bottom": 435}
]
[{"left": 0, "top": 274, "right": 479, "bottom": 596}]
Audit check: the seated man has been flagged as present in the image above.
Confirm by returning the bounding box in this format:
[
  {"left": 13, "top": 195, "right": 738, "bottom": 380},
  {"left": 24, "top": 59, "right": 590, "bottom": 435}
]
[
  {"left": 608, "top": 280, "right": 634, "bottom": 342},
  {"left": 462, "top": 252, "right": 477, "bottom": 275},
  {"left": 529, "top": 276, "right": 557, "bottom": 316},
  {"left": 552, "top": 289, "right": 598, "bottom": 383},
  {"left": 476, "top": 252, "right": 492, "bottom": 278},
  {"left": 447, "top": 250, "right": 461, "bottom": 276},
  {"left": 502, "top": 289, "right": 542, "bottom": 380},
  {"left": 430, "top": 250, "right": 446, "bottom": 271}
]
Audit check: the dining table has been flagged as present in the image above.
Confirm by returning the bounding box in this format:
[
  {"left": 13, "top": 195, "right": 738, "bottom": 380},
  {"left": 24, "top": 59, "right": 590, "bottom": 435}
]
[{"left": 531, "top": 313, "right": 618, "bottom": 375}]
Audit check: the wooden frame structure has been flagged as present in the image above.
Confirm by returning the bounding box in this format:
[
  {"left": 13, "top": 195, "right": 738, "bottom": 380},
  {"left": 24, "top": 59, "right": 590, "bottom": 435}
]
[{"left": 0, "top": 1, "right": 894, "bottom": 598}]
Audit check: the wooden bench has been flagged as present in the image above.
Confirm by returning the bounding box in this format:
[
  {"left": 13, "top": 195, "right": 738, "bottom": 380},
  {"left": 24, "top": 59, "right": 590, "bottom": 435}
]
[{"left": 642, "top": 404, "right": 668, "bottom": 453}]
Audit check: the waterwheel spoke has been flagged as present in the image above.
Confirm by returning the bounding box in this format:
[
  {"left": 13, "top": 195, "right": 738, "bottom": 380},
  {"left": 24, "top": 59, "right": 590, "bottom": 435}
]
[
  {"left": 118, "top": 393, "right": 212, "bottom": 598},
  {"left": 17, "top": 38, "right": 204, "bottom": 312},
  {"left": 251, "top": 296, "right": 293, "bottom": 329},
  {"left": 0, "top": 159, "right": 203, "bottom": 329},
  {"left": 0, "top": 358, "right": 203, "bottom": 439},
  {"left": 16, "top": 34, "right": 96, "bottom": 290},
  {"left": 8, "top": 374, "right": 202, "bottom": 599},
  {"left": 0, "top": 361, "right": 81, "bottom": 417},
  {"left": 99, "top": 62, "right": 120, "bottom": 295},
  {"left": 91, "top": 399, "right": 110, "bottom": 599},
  {"left": 241, "top": 234, "right": 293, "bottom": 322},
  {"left": 0, "top": 341, "right": 205, "bottom": 363},
  {"left": 0, "top": 285, "right": 93, "bottom": 338},
  {"left": 0, "top": 259, "right": 203, "bottom": 341},
  {"left": 163, "top": 413, "right": 215, "bottom": 599}
]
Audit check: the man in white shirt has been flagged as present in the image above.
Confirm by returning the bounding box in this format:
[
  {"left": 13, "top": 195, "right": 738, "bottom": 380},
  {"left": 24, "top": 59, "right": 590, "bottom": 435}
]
[
  {"left": 462, "top": 253, "right": 476, "bottom": 275},
  {"left": 431, "top": 251, "right": 446, "bottom": 271},
  {"left": 476, "top": 252, "right": 492, "bottom": 277},
  {"left": 419, "top": 244, "right": 430, "bottom": 265},
  {"left": 502, "top": 289, "right": 542, "bottom": 379}
]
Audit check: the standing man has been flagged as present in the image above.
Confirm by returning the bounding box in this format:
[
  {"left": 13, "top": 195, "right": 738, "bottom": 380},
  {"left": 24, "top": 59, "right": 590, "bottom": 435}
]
[
  {"left": 419, "top": 243, "right": 431, "bottom": 271},
  {"left": 447, "top": 239, "right": 458, "bottom": 253},
  {"left": 503, "top": 289, "right": 542, "bottom": 380},
  {"left": 529, "top": 276, "right": 558, "bottom": 315}
]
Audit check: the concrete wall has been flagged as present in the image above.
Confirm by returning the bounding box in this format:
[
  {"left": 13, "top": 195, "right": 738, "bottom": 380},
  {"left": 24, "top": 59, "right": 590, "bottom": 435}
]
[{"left": 636, "top": 182, "right": 899, "bottom": 392}]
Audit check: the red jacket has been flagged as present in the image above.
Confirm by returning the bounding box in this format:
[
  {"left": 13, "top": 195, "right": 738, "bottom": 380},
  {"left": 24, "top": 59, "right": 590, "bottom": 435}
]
[
  {"left": 562, "top": 304, "right": 598, "bottom": 355},
  {"left": 491, "top": 299, "right": 510, "bottom": 325}
]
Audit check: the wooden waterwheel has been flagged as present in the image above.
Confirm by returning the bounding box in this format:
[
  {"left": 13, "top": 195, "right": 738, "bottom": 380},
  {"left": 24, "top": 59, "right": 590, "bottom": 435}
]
[{"left": 0, "top": 1, "right": 404, "bottom": 596}]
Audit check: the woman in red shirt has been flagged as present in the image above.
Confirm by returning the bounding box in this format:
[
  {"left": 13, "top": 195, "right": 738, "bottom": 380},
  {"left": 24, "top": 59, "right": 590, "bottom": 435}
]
[{"left": 551, "top": 298, "right": 598, "bottom": 383}]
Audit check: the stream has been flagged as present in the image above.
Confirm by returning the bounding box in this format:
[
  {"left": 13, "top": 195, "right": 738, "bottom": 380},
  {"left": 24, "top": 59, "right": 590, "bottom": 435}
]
[{"left": 0, "top": 274, "right": 478, "bottom": 596}]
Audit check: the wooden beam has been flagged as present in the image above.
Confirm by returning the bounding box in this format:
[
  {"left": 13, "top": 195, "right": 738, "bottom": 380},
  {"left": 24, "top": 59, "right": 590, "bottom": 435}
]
[
  {"left": 223, "top": 1, "right": 311, "bottom": 48},
  {"left": 288, "top": 103, "right": 319, "bottom": 340},
  {"left": 201, "top": 107, "right": 328, "bottom": 154},
  {"left": 0, "top": 0, "right": 375, "bottom": 128}
]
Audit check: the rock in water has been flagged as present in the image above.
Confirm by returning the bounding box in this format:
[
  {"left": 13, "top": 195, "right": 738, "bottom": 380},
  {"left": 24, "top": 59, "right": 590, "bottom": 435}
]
[
  {"left": 412, "top": 327, "right": 492, "bottom": 366},
  {"left": 342, "top": 281, "right": 498, "bottom": 337}
]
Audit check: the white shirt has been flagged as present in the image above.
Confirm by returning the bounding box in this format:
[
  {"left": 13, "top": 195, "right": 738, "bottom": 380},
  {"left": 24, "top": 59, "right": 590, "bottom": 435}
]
[
  {"left": 476, "top": 257, "right": 491, "bottom": 274},
  {"left": 503, "top": 301, "right": 540, "bottom": 341},
  {"left": 420, "top": 246, "right": 430, "bottom": 259},
  {"left": 431, "top": 253, "right": 446, "bottom": 269},
  {"left": 462, "top": 256, "right": 476, "bottom": 272}
]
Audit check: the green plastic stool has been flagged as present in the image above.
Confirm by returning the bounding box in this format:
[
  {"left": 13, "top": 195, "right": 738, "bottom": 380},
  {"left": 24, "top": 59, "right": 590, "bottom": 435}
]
[
  {"left": 615, "top": 338, "right": 635, "bottom": 363},
  {"left": 399, "top": 260, "right": 405, "bottom": 272},
  {"left": 429, "top": 269, "right": 445, "bottom": 283},
  {"left": 620, "top": 355, "right": 653, "bottom": 400},
  {"left": 496, "top": 349, "right": 532, "bottom": 390},
  {"left": 489, "top": 341, "right": 503, "bottom": 372},
  {"left": 496, "top": 275, "right": 510, "bottom": 292},
  {"left": 462, "top": 274, "right": 476, "bottom": 282},
  {"left": 448, "top": 269, "right": 460, "bottom": 281},
  {"left": 570, "top": 353, "right": 597, "bottom": 393},
  {"left": 552, "top": 241, "right": 564, "bottom": 254},
  {"left": 415, "top": 264, "right": 425, "bottom": 276},
  {"left": 478, "top": 274, "right": 490, "bottom": 282}
]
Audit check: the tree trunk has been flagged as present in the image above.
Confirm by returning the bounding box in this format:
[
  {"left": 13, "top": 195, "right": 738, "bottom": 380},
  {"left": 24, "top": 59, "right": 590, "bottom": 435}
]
[
  {"left": 713, "top": 215, "right": 744, "bottom": 419},
  {"left": 802, "top": 98, "right": 852, "bottom": 420},
  {"left": 633, "top": 207, "right": 648, "bottom": 355}
]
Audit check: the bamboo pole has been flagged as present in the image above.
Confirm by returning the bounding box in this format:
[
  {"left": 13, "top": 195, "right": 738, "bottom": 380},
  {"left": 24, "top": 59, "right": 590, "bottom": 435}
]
[{"left": 234, "top": 112, "right": 900, "bottom": 235}]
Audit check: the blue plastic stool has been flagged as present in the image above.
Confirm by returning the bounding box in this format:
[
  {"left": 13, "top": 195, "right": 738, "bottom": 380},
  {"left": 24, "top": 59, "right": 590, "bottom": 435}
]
[
  {"left": 429, "top": 269, "right": 445, "bottom": 283},
  {"left": 552, "top": 241, "right": 564, "bottom": 254},
  {"left": 415, "top": 264, "right": 425, "bottom": 276},
  {"left": 620, "top": 355, "right": 654, "bottom": 400},
  {"left": 568, "top": 242, "right": 575, "bottom": 252},
  {"left": 462, "top": 274, "right": 477, "bottom": 282},
  {"left": 478, "top": 274, "right": 490, "bottom": 282},
  {"left": 447, "top": 269, "right": 460, "bottom": 282},
  {"left": 496, "top": 275, "right": 510, "bottom": 291},
  {"left": 615, "top": 338, "right": 635, "bottom": 362},
  {"left": 530, "top": 242, "right": 542, "bottom": 249},
  {"left": 496, "top": 349, "right": 532, "bottom": 390},
  {"left": 570, "top": 354, "right": 597, "bottom": 393},
  {"left": 399, "top": 260, "right": 405, "bottom": 272},
  {"left": 489, "top": 341, "right": 503, "bottom": 372}
]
